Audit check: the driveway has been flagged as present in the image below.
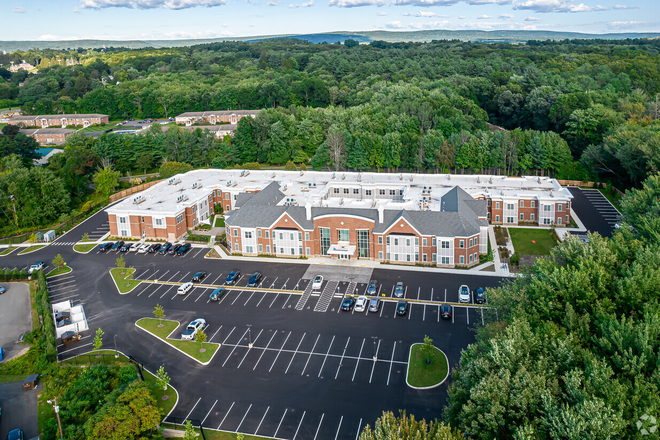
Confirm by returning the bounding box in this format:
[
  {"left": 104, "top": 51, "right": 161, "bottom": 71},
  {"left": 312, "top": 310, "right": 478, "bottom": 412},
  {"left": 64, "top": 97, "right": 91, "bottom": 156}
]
[
  {"left": 0, "top": 381, "right": 39, "bottom": 439},
  {"left": 568, "top": 187, "right": 621, "bottom": 238}
]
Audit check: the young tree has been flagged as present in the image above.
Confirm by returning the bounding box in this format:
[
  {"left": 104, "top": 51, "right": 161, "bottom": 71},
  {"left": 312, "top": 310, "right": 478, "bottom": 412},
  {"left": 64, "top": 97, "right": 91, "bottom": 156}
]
[
  {"left": 116, "top": 254, "right": 126, "bottom": 273},
  {"left": 93, "top": 327, "right": 104, "bottom": 353},
  {"left": 420, "top": 335, "right": 434, "bottom": 365},
  {"left": 93, "top": 166, "right": 121, "bottom": 200},
  {"left": 284, "top": 160, "right": 297, "bottom": 171},
  {"left": 81, "top": 232, "right": 89, "bottom": 242},
  {"left": 153, "top": 303, "right": 165, "bottom": 327},
  {"left": 28, "top": 233, "right": 38, "bottom": 244},
  {"left": 182, "top": 420, "right": 196, "bottom": 440},
  {"left": 359, "top": 411, "right": 463, "bottom": 440},
  {"left": 52, "top": 254, "right": 65, "bottom": 268},
  {"left": 155, "top": 365, "right": 170, "bottom": 391},
  {"left": 236, "top": 433, "right": 245, "bottom": 440},
  {"left": 195, "top": 329, "right": 207, "bottom": 352}
]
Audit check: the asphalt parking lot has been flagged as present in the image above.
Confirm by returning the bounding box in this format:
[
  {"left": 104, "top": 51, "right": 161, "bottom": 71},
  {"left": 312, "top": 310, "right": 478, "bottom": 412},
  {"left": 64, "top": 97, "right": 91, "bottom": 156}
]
[
  {"left": 0, "top": 283, "right": 32, "bottom": 362},
  {"left": 568, "top": 187, "right": 621, "bottom": 238},
  {"left": 0, "top": 381, "right": 39, "bottom": 440}
]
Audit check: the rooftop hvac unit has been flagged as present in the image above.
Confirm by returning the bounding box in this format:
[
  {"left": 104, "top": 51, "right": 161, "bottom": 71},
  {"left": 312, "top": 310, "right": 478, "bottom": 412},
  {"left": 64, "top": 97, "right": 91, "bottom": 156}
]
[
  {"left": 308, "top": 182, "right": 316, "bottom": 188},
  {"left": 192, "top": 182, "right": 203, "bottom": 189},
  {"left": 133, "top": 195, "right": 145, "bottom": 205},
  {"left": 226, "top": 180, "right": 232, "bottom": 186},
  {"left": 176, "top": 194, "right": 189, "bottom": 203},
  {"left": 332, "top": 172, "right": 336, "bottom": 179},
  {"left": 240, "top": 170, "right": 250, "bottom": 177},
  {"left": 341, "top": 173, "right": 346, "bottom": 180},
  {"left": 285, "top": 197, "right": 297, "bottom": 206},
  {"left": 168, "top": 177, "right": 181, "bottom": 185}
]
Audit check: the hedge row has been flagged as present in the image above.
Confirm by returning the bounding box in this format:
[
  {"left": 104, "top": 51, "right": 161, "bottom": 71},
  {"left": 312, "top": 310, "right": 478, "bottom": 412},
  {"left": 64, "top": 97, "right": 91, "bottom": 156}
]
[
  {"left": 0, "top": 267, "right": 29, "bottom": 281},
  {"left": 36, "top": 271, "right": 58, "bottom": 357}
]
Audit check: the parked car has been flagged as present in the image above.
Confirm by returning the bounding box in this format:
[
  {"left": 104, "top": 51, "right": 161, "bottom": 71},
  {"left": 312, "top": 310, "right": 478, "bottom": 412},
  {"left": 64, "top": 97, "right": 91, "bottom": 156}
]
[
  {"left": 158, "top": 242, "right": 172, "bottom": 254},
  {"left": 225, "top": 270, "right": 240, "bottom": 285},
  {"left": 312, "top": 276, "right": 323, "bottom": 290},
  {"left": 128, "top": 243, "right": 139, "bottom": 252},
  {"left": 137, "top": 244, "right": 150, "bottom": 254},
  {"left": 367, "top": 280, "right": 378, "bottom": 295},
  {"left": 176, "top": 243, "right": 191, "bottom": 255},
  {"left": 341, "top": 297, "right": 355, "bottom": 311},
  {"left": 7, "top": 428, "right": 24, "bottom": 440},
  {"left": 394, "top": 282, "right": 405, "bottom": 298},
  {"left": 120, "top": 243, "right": 131, "bottom": 252},
  {"left": 441, "top": 304, "right": 452, "bottom": 320},
  {"left": 396, "top": 300, "right": 409, "bottom": 316},
  {"left": 177, "top": 282, "right": 193, "bottom": 295},
  {"left": 111, "top": 241, "right": 125, "bottom": 251},
  {"left": 247, "top": 272, "right": 262, "bottom": 287},
  {"left": 28, "top": 261, "right": 45, "bottom": 274},
  {"left": 368, "top": 297, "right": 381, "bottom": 312},
  {"left": 354, "top": 295, "right": 368, "bottom": 312},
  {"left": 60, "top": 331, "right": 81, "bottom": 346},
  {"left": 168, "top": 244, "right": 182, "bottom": 255},
  {"left": 475, "top": 287, "right": 486, "bottom": 304},
  {"left": 0, "top": 285, "right": 5, "bottom": 294},
  {"left": 148, "top": 243, "right": 161, "bottom": 253},
  {"left": 458, "top": 284, "right": 470, "bottom": 303},
  {"left": 209, "top": 288, "right": 225, "bottom": 301},
  {"left": 192, "top": 271, "right": 207, "bottom": 283},
  {"left": 99, "top": 242, "right": 113, "bottom": 252},
  {"left": 181, "top": 318, "right": 206, "bottom": 340}
]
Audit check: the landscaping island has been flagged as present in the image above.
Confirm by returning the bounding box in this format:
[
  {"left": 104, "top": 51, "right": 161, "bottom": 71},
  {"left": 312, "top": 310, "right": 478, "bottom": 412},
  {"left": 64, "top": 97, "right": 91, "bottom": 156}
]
[
  {"left": 46, "top": 266, "right": 72, "bottom": 277},
  {"left": 136, "top": 318, "right": 219, "bottom": 364},
  {"left": 74, "top": 243, "right": 97, "bottom": 253},
  {"left": 110, "top": 267, "right": 142, "bottom": 293},
  {"left": 407, "top": 343, "right": 449, "bottom": 388}
]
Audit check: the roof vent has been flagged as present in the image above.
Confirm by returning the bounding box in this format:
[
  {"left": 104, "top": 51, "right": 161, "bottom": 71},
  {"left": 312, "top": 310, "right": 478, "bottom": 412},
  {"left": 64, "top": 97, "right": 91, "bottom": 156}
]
[{"left": 447, "top": 174, "right": 451, "bottom": 181}]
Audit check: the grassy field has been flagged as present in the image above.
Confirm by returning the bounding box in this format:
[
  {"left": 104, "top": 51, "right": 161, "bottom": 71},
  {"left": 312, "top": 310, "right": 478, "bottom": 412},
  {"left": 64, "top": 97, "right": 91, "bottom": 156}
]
[
  {"left": 46, "top": 266, "right": 72, "bottom": 277},
  {"left": 0, "top": 246, "right": 16, "bottom": 255},
  {"left": 110, "top": 267, "right": 142, "bottom": 293},
  {"left": 407, "top": 344, "right": 448, "bottom": 388},
  {"left": 74, "top": 243, "right": 97, "bottom": 253},
  {"left": 508, "top": 228, "right": 557, "bottom": 256},
  {"left": 214, "top": 217, "right": 225, "bottom": 227},
  {"left": 136, "top": 318, "right": 219, "bottom": 363},
  {"left": 18, "top": 245, "right": 46, "bottom": 255},
  {"left": 0, "top": 374, "right": 29, "bottom": 383}
]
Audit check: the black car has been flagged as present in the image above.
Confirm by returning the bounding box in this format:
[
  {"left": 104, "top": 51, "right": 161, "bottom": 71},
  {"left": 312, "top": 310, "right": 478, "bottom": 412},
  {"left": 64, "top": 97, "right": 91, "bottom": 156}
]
[
  {"left": 225, "top": 270, "right": 240, "bottom": 285},
  {"left": 341, "top": 297, "right": 355, "bottom": 311},
  {"left": 192, "top": 271, "right": 207, "bottom": 282},
  {"left": 158, "top": 242, "right": 172, "bottom": 254},
  {"left": 148, "top": 243, "right": 161, "bottom": 253},
  {"left": 475, "top": 287, "right": 486, "bottom": 304},
  {"left": 396, "top": 300, "right": 408, "bottom": 316},
  {"left": 168, "top": 244, "right": 182, "bottom": 255},
  {"left": 176, "top": 243, "right": 191, "bottom": 255},
  {"left": 111, "top": 241, "right": 124, "bottom": 251},
  {"left": 99, "top": 242, "right": 113, "bottom": 252},
  {"left": 119, "top": 243, "right": 130, "bottom": 252},
  {"left": 247, "top": 272, "right": 262, "bottom": 287},
  {"left": 441, "top": 304, "right": 452, "bottom": 320}
]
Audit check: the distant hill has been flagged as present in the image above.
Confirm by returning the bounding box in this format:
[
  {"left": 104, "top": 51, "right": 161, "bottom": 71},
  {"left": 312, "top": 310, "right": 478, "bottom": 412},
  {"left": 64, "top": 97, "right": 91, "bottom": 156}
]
[{"left": 1, "top": 30, "right": 659, "bottom": 52}]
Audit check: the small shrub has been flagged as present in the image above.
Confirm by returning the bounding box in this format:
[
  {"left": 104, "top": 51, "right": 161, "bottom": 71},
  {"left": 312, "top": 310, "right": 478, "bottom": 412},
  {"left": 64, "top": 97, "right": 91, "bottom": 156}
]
[{"left": 510, "top": 253, "right": 520, "bottom": 266}]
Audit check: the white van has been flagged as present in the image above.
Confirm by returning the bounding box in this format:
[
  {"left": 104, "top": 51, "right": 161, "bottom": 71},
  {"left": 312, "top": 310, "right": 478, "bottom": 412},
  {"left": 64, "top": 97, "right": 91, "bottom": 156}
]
[{"left": 177, "top": 282, "right": 193, "bottom": 295}]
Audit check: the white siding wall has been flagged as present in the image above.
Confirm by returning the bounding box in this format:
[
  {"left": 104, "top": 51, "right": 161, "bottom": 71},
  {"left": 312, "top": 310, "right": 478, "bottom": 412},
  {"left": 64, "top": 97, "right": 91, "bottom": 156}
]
[
  {"left": 436, "top": 237, "right": 454, "bottom": 266},
  {"left": 386, "top": 234, "right": 418, "bottom": 262},
  {"left": 503, "top": 200, "right": 518, "bottom": 225},
  {"left": 242, "top": 228, "right": 257, "bottom": 254},
  {"left": 539, "top": 202, "right": 555, "bottom": 225},
  {"left": 273, "top": 229, "right": 302, "bottom": 256}
]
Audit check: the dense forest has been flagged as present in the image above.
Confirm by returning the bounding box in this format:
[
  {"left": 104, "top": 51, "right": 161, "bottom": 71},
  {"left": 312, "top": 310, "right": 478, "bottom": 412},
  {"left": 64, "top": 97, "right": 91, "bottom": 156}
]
[{"left": 1, "top": 37, "right": 659, "bottom": 232}]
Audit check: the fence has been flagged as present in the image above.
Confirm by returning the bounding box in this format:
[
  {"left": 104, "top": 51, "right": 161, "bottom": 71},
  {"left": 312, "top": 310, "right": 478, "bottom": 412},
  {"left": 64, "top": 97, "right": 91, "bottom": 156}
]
[
  {"left": 163, "top": 416, "right": 207, "bottom": 440},
  {"left": 110, "top": 179, "right": 163, "bottom": 202}
]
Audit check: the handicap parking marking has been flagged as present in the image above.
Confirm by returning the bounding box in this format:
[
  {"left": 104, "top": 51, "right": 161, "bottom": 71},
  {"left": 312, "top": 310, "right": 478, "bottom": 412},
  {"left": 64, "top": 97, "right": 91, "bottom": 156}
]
[
  {"left": 217, "top": 401, "right": 235, "bottom": 430},
  {"left": 269, "top": 331, "right": 292, "bottom": 372}
]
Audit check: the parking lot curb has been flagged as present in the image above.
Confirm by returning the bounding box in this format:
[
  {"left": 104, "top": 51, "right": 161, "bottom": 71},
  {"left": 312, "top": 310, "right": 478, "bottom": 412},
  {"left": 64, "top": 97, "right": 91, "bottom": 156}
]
[
  {"left": 110, "top": 268, "right": 143, "bottom": 295},
  {"left": 405, "top": 343, "right": 450, "bottom": 390},
  {"left": 45, "top": 266, "right": 73, "bottom": 278},
  {"left": 16, "top": 245, "right": 49, "bottom": 256},
  {"left": 135, "top": 319, "right": 221, "bottom": 366},
  {"left": 73, "top": 242, "right": 98, "bottom": 254}
]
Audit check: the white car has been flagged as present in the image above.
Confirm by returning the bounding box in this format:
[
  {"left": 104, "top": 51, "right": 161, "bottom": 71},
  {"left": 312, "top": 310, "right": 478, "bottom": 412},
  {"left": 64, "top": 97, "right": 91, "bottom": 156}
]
[
  {"left": 128, "top": 243, "right": 139, "bottom": 252},
  {"left": 177, "top": 282, "right": 194, "bottom": 295},
  {"left": 28, "top": 261, "right": 45, "bottom": 274},
  {"left": 181, "top": 318, "right": 206, "bottom": 340},
  {"left": 354, "top": 295, "right": 368, "bottom": 312},
  {"left": 312, "top": 276, "right": 323, "bottom": 290},
  {"left": 137, "top": 244, "right": 150, "bottom": 253},
  {"left": 458, "top": 284, "right": 470, "bottom": 303}
]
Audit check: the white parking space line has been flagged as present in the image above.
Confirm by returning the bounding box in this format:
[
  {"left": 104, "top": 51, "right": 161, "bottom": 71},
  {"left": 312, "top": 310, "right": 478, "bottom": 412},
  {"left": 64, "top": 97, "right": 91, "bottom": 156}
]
[
  {"left": 59, "top": 342, "right": 94, "bottom": 354},
  {"left": 281, "top": 294, "right": 292, "bottom": 309},
  {"left": 467, "top": 308, "right": 470, "bottom": 325},
  {"left": 217, "top": 402, "right": 235, "bottom": 430},
  {"left": 201, "top": 400, "right": 218, "bottom": 426},
  {"left": 437, "top": 305, "right": 440, "bottom": 323},
  {"left": 318, "top": 336, "right": 335, "bottom": 377},
  {"left": 444, "top": 288, "right": 447, "bottom": 302},
  {"left": 452, "top": 307, "right": 455, "bottom": 323},
  {"left": 286, "top": 333, "right": 307, "bottom": 374},
  {"left": 254, "top": 331, "right": 278, "bottom": 370},
  {"left": 293, "top": 411, "right": 306, "bottom": 440},
  {"left": 408, "top": 304, "right": 412, "bottom": 320},
  {"left": 313, "top": 414, "right": 324, "bottom": 440},
  {"left": 355, "top": 419, "right": 362, "bottom": 440},
  {"left": 191, "top": 248, "right": 205, "bottom": 259},
  {"left": 417, "top": 287, "right": 420, "bottom": 300},
  {"left": 379, "top": 304, "right": 384, "bottom": 317},
  {"left": 49, "top": 291, "right": 79, "bottom": 299},
  {"left": 334, "top": 416, "right": 343, "bottom": 440},
  {"left": 481, "top": 308, "right": 485, "bottom": 326},
  {"left": 222, "top": 326, "right": 237, "bottom": 345},
  {"left": 222, "top": 328, "right": 249, "bottom": 367},
  {"left": 269, "top": 331, "right": 292, "bottom": 372},
  {"left": 269, "top": 292, "right": 281, "bottom": 308},
  {"left": 256, "top": 291, "right": 269, "bottom": 307},
  {"left": 430, "top": 287, "right": 433, "bottom": 301},
  {"left": 281, "top": 277, "right": 289, "bottom": 289},
  {"left": 195, "top": 289, "right": 210, "bottom": 302},
  {"left": 301, "top": 334, "right": 321, "bottom": 375},
  {"left": 268, "top": 277, "right": 278, "bottom": 289},
  {"left": 335, "top": 337, "right": 350, "bottom": 379},
  {"left": 49, "top": 280, "right": 76, "bottom": 288},
  {"left": 48, "top": 275, "right": 75, "bottom": 283},
  {"left": 236, "top": 404, "right": 253, "bottom": 432},
  {"left": 369, "top": 339, "right": 381, "bottom": 383},
  {"left": 184, "top": 397, "right": 201, "bottom": 422},
  {"left": 136, "top": 284, "right": 152, "bottom": 297},
  {"left": 423, "top": 304, "right": 426, "bottom": 321},
  {"left": 352, "top": 338, "right": 365, "bottom": 381},
  {"left": 177, "top": 271, "right": 190, "bottom": 282},
  {"left": 210, "top": 273, "right": 224, "bottom": 285},
  {"left": 387, "top": 342, "right": 396, "bottom": 386},
  {"left": 209, "top": 326, "right": 223, "bottom": 343},
  {"left": 274, "top": 409, "right": 288, "bottom": 439},
  {"left": 237, "top": 329, "right": 263, "bottom": 369},
  {"left": 231, "top": 291, "right": 244, "bottom": 305},
  {"left": 255, "top": 406, "right": 270, "bottom": 436},
  {"left": 244, "top": 290, "right": 257, "bottom": 306}
]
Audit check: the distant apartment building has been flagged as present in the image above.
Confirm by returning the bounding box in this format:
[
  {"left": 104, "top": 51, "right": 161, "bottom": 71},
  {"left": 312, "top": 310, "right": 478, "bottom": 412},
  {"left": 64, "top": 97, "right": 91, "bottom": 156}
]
[
  {"left": 19, "top": 128, "right": 76, "bottom": 145},
  {"left": 8, "top": 113, "right": 109, "bottom": 128},
  {"left": 175, "top": 110, "right": 260, "bottom": 126},
  {"left": 9, "top": 61, "right": 35, "bottom": 72}
]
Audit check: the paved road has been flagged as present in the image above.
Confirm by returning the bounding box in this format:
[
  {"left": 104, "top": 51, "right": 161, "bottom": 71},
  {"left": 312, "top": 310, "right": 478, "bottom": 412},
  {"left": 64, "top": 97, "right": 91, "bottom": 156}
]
[
  {"left": 0, "top": 381, "right": 39, "bottom": 440},
  {"left": 6, "top": 207, "right": 506, "bottom": 439},
  {"left": 568, "top": 187, "right": 621, "bottom": 238}
]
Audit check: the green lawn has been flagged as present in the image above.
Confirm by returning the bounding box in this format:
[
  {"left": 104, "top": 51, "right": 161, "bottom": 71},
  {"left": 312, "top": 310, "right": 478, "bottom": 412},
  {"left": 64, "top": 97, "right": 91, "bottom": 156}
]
[
  {"left": 214, "top": 217, "right": 225, "bottom": 227},
  {"left": 162, "top": 425, "right": 273, "bottom": 440},
  {"left": 0, "top": 246, "right": 16, "bottom": 256},
  {"left": 0, "top": 374, "right": 29, "bottom": 383},
  {"left": 407, "top": 344, "right": 448, "bottom": 388},
  {"left": 136, "top": 318, "right": 219, "bottom": 364},
  {"left": 74, "top": 243, "right": 97, "bottom": 253},
  {"left": 18, "top": 245, "right": 46, "bottom": 255},
  {"left": 46, "top": 266, "right": 72, "bottom": 277},
  {"left": 597, "top": 188, "right": 622, "bottom": 207},
  {"left": 508, "top": 228, "right": 557, "bottom": 256},
  {"left": 110, "top": 267, "right": 142, "bottom": 293}
]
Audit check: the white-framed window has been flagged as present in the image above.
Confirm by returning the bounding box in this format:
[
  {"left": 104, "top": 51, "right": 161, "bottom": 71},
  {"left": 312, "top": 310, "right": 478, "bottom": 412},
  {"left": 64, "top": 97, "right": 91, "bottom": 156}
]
[
  {"left": 442, "top": 241, "right": 450, "bottom": 249},
  {"left": 531, "top": 201, "right": 536, "bottom": 208},
  {"left": 566, "top": 203, "right": 569, "bottom": 210},
  {"left": 432, "top": 237, "right": 436, "bottom": 246},
  {"left": 259, "top": 244, "right": 263, "bottom": 252},
  {"left": 353, "top": 188, "right": 359, "bottom": 194},
  {"left": 306, "top": 247, "right": 310, "bottom": 255},
  {"left": 366, "top": 190, "right": 372, "bottom": 196},
  {"left": 469, "top": 238, "right": 473, "bottom": 247},
  {"left": 557, "top": 217, "right": 562, "bottom": 225},
  {"left": 120, "top": 230, "right": 128, "bottom": 237},
  {"left": 265, "top": 231, "right": 270, "bottom": 239},
  {"left": 258, "top": 229, "right": 262, "bottom": 238},
  {"left": 507, "top": 216, "right": 514, "bottom": 223},
  {"left": 333, "top": 187, "right": 340, "bottom": 194},
  {"left": 246, "top": 246, "right": 254, "bottom": 253},
  {"left": 520, "top": 200, "right": 524, "bottom": 207},
  {"left": 531, "top": 214, "right": 535, "bottom": 221},
  {"left": 394, "top": 238, "right": 398, "bottom": 246},
  {"left": 474, "top": 252, "right": 478, "bottom": 261},
  {"left": 507, "top": 203, "right": 514, "bottom": 210},
  {"left": 520, "top": 213, "right": 524, "bottom": 220},
  {"left": 496, "top": 202, "right": 500, "bottom": 209},
  {"left": 423, "top": 238, "right": 427, "bottom": 247},
  {"left": 338, "top": 229, "right": 349, "bottom": 242},
  {"left": 459, "top": 240, "right": 464, "bottom": 249},
  {"left": 475, "top": 237, "right": 478, "bottom": 246},
  {"left": 379, "top": 251, "right": 383, "bottom": 260},
  {"left": 488, "top": 212, "right": 491, "bottom": 220},
  {"left": 544, "top": 218, "right": 551, "bottom": 225},
  {"left": 544, "top": 205, "right": 552, "bottom": 212},
  {"left": 305, "top": 232, "right": 310, "bottom": 241},
  {"left": 432, "top": 253, "right": 437, "bottom": 262},
  {"left": 343, "top": 188, "right": 349, "bottom": 194},
  {"left": 406, "top": 238, "right": 411, "bottom": 247},
  {"left": 245, "top": 231, "right": 252, "bottom": 239},
  {"left": 234, "top": 243, "right": 239, "bottom": 251},
  {"left": 566, "top": 215, "right": 569, "bottom": 223},
  {"left": 119, "top": 216, "right": 127, "bottom": 224},
  {"left": 487, "top": 199, "right": 491, "bottom": 207},
  {"left": 459, "top": 255, "right": 464, "bottom": 264},
  {"left": 496, "top": 215, "right": 500, "bottom": 222},
  {"left": 378, "top": 236, "right": 383, "bottom": 244},
  {"left": 233, "top": 229, "right": 238, "bottom": 236},
  {"left": 176, "top": 214, "right": 184, "bottom": 224},
  {"left": 441, "top": 256, "right": 449, "bottom": 264},
  {"left": 266, "top": 245, "right": 270, "bottom": 253},
  {"left": 226, "top": 205, "right": 230, "bottom": 211},
  {"left": 423, "top": 254, "right": 427, "bottom": 262},
  {"left": 380, "top": 189, "right": 385, "bottom": 195},
  {"left": 469, "top": 254, "right": 473, "bottom": 263},
  {"left": 558, "top": 204, "right": 562, "bottom": 212},
  {"left": 154, "top": 218, "right": 165, "bottom": 228}
]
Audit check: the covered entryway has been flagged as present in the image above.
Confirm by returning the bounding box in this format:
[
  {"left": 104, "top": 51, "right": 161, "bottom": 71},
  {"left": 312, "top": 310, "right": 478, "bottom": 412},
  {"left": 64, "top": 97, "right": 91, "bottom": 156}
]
[{"left": 327, "top": 244, "right": 356, "bottom": 260}]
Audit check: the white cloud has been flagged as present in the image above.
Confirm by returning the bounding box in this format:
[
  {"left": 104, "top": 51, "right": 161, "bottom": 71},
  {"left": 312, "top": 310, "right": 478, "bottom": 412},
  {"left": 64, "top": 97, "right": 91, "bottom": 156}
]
[
  {"left": 499, "top": 13, "right": 514, "bottom": 19},
  {"left": 13, "top": 6, "right": 26, "bottom": 13},
  {"left": 79, "top": 0, "right": 226, "bottom": 9},
  {"left": 514, "top": 0, "right": 609, "bottom": 13},
  {"left": 328, "top": 0, "right": 385, "bottom": 6},
  {"left": 385, "top": 20, "right": 404, "bottom": 28},
  {"left": 267, "top": 1, "right": 280, "bottom": 4},
  {"left": 478, "top": 14, "right": 492, "bottom": 18},
  {"left": 458, "top": 15, "right": 465, "bottom": 18},
  {"left": 607, "top": 20, "right": 645, "bottom": 29},
  {"left": 403, "top": 10, "right": 442, "bottom": 16},
  {"left": 289, "top": 3, "right": 297, "bottom": 7},
  {"left": 302, "top": 0, "right": 314, "bottom": 6},
  {"left": 222, "top": 23, "right": 228, "bottom": 26},
  {"left": 378, "top": 10, "right": 387, "bottom": 14},
  {"left": 613, "top": 4, "right": 638, "bottom": 9},
  {"left": 525, "top": 16, "right": 540, "bottom": 20},
  {"left": 73, "top": 7, "right": 83, "bottom": 13},
  {"left": 336, "top": 0, "right": 511, "bottom": 7},
  {"left": 38, "top": 34, "right": 61, "bottom": 40}
]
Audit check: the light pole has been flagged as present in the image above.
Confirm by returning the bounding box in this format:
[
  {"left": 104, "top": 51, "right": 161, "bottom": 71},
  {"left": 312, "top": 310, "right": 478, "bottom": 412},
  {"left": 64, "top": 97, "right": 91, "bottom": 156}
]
[
  {"left": 47, "top": 397, "right": 64, "bottom": 440},
  {"left": 371, "top": 336, "right": 378, "bottom": 361},
  {"left": 247, "top": 324, "right": 253, "bottom": 349},
  {"left": 114, "top": 334, "right": 118, "bottom": 358},
  {"left": 9, "top": 195, "right": 18, "bottom": 227}
]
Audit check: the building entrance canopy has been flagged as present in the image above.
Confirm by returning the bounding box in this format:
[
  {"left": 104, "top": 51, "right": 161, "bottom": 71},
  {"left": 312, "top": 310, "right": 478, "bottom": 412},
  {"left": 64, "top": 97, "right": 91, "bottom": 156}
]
[{"left": 327, "top": 245, "right": 356, "bottom": 256}]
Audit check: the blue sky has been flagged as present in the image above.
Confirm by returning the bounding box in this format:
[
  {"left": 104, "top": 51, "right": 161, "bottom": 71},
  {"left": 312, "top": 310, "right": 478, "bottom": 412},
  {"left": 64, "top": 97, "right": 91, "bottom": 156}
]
[{"left": 3, "top": 0, "right": 658, "bottom": 41}]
